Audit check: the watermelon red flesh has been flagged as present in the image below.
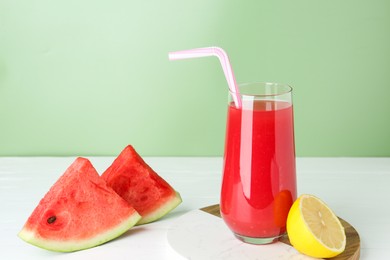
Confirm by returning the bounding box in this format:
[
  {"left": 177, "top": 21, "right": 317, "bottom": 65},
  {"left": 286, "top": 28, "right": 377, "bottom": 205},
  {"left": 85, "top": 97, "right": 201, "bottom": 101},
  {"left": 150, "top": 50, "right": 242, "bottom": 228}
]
[
  {"left": 102, "top": 145, "right": 182, "bottom": 225},
  {"left": 18, "top": 157, "right": 141, "bottom": 252}
]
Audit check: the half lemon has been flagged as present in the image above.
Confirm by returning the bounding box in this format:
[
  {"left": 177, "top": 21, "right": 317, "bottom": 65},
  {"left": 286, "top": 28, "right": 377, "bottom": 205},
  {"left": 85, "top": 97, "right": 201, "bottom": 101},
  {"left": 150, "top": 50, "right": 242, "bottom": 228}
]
[{"left": 286, "top": 194, "right": 346, "bottom": 258}]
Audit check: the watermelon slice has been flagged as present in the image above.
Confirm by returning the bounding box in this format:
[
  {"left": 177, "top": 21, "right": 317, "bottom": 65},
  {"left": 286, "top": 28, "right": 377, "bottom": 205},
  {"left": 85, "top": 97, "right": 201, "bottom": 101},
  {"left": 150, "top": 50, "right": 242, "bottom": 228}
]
[
  {"left": 18, "top": 157, "right": 141, "bottom": 252},
  {"left": 102, "top": 145, "right": 182, "bottom": 225}
]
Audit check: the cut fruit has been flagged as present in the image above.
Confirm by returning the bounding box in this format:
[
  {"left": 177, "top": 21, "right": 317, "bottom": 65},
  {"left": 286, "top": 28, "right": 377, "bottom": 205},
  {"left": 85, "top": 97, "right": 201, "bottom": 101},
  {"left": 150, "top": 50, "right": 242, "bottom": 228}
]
[
  {"left": 102, "top": 145, "right": 182, "bottom": 225},
  {"left": 18, "top": 157, "right": 141, "bottom": 252},
  {"left": 286, "top": 194, "right": 346, "bottom": 258}
]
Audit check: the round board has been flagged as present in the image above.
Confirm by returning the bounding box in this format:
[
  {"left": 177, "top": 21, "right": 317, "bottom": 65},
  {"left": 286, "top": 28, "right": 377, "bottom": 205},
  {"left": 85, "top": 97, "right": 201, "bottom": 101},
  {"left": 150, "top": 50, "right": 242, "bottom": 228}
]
[{"left": 201, "top": 204, "right": 360, "bottom": 260}]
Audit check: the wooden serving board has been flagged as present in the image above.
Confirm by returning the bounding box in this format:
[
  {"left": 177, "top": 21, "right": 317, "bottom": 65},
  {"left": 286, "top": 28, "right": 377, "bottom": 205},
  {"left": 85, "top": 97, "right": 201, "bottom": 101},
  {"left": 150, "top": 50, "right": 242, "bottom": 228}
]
[{"left": 201, "top": 204, "right": 360, "bottom": 260}]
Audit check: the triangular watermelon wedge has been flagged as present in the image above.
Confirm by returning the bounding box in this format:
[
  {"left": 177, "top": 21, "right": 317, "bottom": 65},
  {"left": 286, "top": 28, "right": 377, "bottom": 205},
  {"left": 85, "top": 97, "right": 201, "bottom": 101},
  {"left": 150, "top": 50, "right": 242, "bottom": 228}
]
[
  {"left": 102, "top": 145, "right": 182, "bottom": 225},
  {"left": 18, "top": 157, "right": 141, "bottom": 252}
]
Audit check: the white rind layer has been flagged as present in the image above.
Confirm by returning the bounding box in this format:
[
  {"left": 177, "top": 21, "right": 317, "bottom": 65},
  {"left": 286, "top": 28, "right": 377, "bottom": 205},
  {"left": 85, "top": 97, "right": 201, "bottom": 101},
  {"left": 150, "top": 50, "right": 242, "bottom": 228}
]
[{"left": 137, "top": 191, "right": 182, "bottom": 225}]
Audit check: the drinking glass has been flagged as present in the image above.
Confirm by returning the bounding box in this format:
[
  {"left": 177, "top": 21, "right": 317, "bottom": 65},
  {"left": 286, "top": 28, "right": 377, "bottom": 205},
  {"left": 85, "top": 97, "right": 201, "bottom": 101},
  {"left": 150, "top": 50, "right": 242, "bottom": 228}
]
[{"left": 220, "top": 82, "right": 297, "bottom": 244}]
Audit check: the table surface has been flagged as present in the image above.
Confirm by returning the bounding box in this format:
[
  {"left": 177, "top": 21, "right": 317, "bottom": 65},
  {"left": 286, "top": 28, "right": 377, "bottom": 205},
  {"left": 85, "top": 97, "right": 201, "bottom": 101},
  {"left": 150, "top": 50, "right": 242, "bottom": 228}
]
[{"left": 1, "top": 157, "right": 389, "bottom": 259}]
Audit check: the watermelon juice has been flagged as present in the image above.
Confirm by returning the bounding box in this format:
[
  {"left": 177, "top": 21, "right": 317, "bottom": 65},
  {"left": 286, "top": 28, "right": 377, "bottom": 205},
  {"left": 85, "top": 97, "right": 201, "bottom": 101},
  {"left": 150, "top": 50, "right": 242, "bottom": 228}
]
[{"left": 221, "top": 83, "right": 297, "bottom": 244}]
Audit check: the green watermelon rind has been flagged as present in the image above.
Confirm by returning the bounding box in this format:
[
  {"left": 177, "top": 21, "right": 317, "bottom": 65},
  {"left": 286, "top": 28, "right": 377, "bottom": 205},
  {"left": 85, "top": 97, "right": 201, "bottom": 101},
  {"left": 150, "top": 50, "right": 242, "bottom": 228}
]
[
  {"left": 17, "top": 212, "right": 141, "bottom": 252},
  {"left": 136, "top": 191, "right": 182, "bottom": 225}
]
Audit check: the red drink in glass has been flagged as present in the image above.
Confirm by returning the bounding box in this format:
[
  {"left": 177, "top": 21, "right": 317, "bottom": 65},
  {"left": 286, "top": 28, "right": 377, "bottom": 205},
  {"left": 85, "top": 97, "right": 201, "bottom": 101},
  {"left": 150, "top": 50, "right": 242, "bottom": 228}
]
[{"left": 221, "top": 83, "right": 297, "bottom": 244}]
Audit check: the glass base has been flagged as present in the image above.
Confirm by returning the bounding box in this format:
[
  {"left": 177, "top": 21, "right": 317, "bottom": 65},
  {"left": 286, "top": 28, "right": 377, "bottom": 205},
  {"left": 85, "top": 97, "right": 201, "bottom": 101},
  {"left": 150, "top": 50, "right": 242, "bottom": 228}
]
[{"left": 234, "top": 233, "right": 283, "bottom": 245}]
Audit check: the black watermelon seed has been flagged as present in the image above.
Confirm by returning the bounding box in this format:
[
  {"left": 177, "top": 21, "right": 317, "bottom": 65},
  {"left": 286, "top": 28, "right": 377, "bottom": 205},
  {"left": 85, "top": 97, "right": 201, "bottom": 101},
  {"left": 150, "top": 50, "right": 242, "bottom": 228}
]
[{"left": 47, "top": 216, "right": 57, "bottom": 224}]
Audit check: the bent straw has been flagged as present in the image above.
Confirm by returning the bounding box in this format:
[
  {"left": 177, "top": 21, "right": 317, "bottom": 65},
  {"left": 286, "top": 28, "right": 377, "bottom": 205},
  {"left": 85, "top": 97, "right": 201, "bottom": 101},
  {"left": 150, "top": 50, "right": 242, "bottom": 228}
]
[{"left": 168, "top": 46, "right": 242, "bottom": 108}]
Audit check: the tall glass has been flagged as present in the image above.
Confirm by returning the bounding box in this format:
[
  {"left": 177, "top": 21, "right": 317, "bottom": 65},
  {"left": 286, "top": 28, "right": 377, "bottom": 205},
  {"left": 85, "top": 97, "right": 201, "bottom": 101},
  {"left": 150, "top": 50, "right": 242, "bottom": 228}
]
[{"left": 220, "top": 82, "right": 297, "bottom": 244}]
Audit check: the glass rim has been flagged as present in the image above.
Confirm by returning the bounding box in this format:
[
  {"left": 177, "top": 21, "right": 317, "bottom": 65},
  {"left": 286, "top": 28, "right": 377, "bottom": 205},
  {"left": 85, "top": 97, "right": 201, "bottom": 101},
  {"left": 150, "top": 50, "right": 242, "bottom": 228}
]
[{"left": 230, "top": 82, "right": 293, "bottom": 97}]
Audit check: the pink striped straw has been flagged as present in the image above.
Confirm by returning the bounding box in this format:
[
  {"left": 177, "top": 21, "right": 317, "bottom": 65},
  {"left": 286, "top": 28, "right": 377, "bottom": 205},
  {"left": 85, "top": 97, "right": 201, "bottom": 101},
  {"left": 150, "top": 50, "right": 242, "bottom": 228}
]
[{"left": 168, "top": 46, "right": 242, "bottom": 108}]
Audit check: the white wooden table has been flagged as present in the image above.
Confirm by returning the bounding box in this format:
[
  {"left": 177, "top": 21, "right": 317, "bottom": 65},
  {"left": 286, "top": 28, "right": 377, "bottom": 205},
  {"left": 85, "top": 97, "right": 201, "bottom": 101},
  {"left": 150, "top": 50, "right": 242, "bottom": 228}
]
[{"left": 1, "top": 157, "right": 389, "bottom": 259}]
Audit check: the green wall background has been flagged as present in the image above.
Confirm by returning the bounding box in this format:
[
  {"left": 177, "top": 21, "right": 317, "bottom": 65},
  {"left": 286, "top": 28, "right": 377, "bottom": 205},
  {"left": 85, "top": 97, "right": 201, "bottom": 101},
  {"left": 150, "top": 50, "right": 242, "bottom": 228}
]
[{"left": 1, "top": 0, "right": 389, "bottom": 156}]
